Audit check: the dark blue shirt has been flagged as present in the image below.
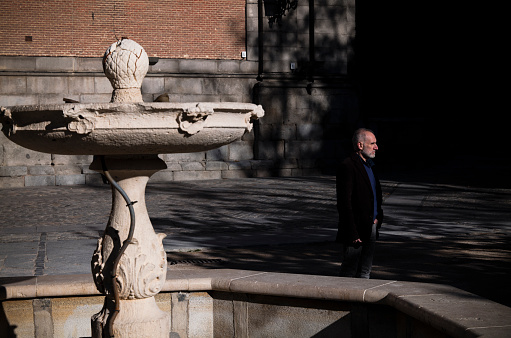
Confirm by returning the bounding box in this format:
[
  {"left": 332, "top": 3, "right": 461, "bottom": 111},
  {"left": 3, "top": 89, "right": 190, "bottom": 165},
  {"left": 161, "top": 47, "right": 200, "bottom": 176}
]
[{"left": 360, "top": 157, "right": 378, "bottom": 221}]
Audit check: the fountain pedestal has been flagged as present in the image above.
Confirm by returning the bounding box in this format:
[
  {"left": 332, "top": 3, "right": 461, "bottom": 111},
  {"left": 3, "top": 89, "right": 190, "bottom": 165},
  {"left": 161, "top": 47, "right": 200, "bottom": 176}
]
[{"left": 90, "top": 155, "right": 169, "bottom": 337}]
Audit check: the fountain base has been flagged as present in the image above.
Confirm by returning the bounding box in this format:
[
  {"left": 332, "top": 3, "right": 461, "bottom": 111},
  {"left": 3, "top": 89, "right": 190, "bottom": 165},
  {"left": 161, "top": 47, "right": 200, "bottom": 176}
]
[{"left": 92, "top": 297, "right": 170, "bottom": 337}]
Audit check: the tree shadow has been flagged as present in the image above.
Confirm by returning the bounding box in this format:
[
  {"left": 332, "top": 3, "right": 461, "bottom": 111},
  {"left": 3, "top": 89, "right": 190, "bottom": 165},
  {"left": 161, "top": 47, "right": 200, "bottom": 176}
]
[
  {"left": 0, "top": 276, "right": 37, "bottom": 337},
  {"left": 159, "top": 178, "right": 511, "bottom": 308},
  {"left": 373, "top": 234, "right": 511, "bottom": 307}
]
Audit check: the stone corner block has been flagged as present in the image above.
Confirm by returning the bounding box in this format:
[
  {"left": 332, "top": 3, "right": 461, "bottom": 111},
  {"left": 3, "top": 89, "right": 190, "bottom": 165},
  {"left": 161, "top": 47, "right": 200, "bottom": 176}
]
[
  {"left": 36, "top": 57, "right": 75, "bottom": 72},
  {"left": 25, "top": 175, "right": 55, "bottom": 187},
  {"left": 0, "top": 176, "right": 25, "bottom": 188},
  {"left": 56, "top": 174, "right": 86, "bottom": 186}
]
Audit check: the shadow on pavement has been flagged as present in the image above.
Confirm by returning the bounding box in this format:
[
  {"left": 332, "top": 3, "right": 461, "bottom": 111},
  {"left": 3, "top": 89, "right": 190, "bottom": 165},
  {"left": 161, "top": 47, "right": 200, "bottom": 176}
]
[{"left": 167, "top": 233, "right": 511, "bottom": 308}]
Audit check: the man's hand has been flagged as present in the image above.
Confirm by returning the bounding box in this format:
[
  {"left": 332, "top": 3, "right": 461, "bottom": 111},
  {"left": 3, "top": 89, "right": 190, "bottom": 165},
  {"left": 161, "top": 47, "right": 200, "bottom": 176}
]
[{"left": 352, "top": 238, "right": 362, "bottom": 248}]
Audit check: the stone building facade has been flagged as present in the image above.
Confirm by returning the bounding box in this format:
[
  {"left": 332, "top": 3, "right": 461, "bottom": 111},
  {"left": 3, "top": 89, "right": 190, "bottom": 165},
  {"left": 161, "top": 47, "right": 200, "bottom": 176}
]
[{"left": 0, "top": 0, "right": 359, "bottom": 187}]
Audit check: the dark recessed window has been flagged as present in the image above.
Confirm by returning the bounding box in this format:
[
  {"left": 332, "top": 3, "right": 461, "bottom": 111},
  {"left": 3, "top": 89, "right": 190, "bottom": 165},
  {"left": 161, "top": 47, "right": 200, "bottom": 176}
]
[{"left": 25, "top": 36, "right": 33, "bottom": 42}]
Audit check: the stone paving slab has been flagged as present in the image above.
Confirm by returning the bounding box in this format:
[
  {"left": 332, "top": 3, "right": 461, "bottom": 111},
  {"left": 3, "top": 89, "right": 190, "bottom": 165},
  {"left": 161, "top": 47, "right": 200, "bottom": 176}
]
[{"left": 0, "top": 175, "right": 510, "bottom": 308}]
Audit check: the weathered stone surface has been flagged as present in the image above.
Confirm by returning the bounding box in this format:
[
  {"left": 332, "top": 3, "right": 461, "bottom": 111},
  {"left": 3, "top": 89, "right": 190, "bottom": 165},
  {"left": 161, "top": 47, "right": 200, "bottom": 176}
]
[
  {"left": 165, "top": 77, "right": 202, "bottom": 95},
  {"left": 256, "top": 140, "right": 285, "bottom": 160},
  {"left": 188, "top": 292, "right": 214, "bottom": 337},
  {"left": 56, "top": 174, "right": 86, "bottom": 186},
  {"left": 149, "top": 59, "right": 179, "bottom": 73},
  {"left": 68, "top": 76, "right": 95, "bottom": 94},
  {"left": 79, "top": 94, "right": 111, "bottom": 103},
  {"left": 171, "top": 292, "right": 189, "bottom": 337},
  {"left": 297, "top": 123, "right": 324, "bottom": 140},
  {"left": 85, "top": 173, "right": 104, "bottom": 186},
  {"left": 33, "top": 298, "right": 54, "bottom": 337},
  {"left": 27, "top": 76, "right": 68, "bottom": 94},
  {"left": 0, "top": 76, "right": 27, "bottom": 94},
  {"left": 1, "top": 133, "right": 52, "bottom": 166},
  {"left": 0, "top": 176, "right": 24, "bottom": 187},
  {"left": 103, "top": 39, "right": 148, "bottom": 103},
  {"left": 94, "top": 77, "right": 113, "bottom": 94},
  {"left": 25, "top": 175, "right": 55, "bottom": 187},
  {"left": 0, "top": 94, "right": 38, "bottom": 106},
  {"left": 149, "top": 169, "right": 174, "bottom": 182},
  {"left": 228, "top": 141, "right": 254, "bottom": 161},
  {"left": 52, "top": 154, "right": 93, "bottom": 166},
  {"left": 0, "top": 56, "right": 36, "bottom": 71},
  {"left": 181, "top": 161, "right": 205, "bottom": 171},
  {"left": 0, "top": 300, "right": 35, "bottom": 337},
  {"left": 51, "top": 296, "right": 103, "bottom": 337},
  {"left": 89, "top": 156, "right": 170, "bottom": 337},
  {"left": 53, "top": 165, "right": 82, "bottom": 175},
  {"left": 174, "top": 170, "right": 221, "bottom": 181},
  {"left": 76, "top": 58, "right": 103, "bottom": 72},
  {"left": 227, "top": 160, "right": 252, "bottom": 170},
  {"left": 39, "top": 94, "right": 74, "bottom": 104},
  {"left": 142, "top": 77, "right": 165, "bottom": 94},
  {"left": 206, "top": 146, "right": 229, "bottom": 161},
  {"left": 205, "top": 161, "right": 228, "bottom": 171},
  {"left": 0, "top": 102, "right": 263, "bottom": 155},
  {"left": 217, "top": 60, "right": 240, "bottom": 73},
  {"left": 36, "top": 57, "right": 75, "bottom": 72},
  {"left": 161, "top": 152, "right": 205, "bottom": 163},
  {"left": 0, "top": 166, "right": 27, "bottom": 177},
  {"left": 221, "top": 169, "right": 254, "bottom": 179},
  {"left": 179, "top": 59, "right": 218, "bottom": 74}
]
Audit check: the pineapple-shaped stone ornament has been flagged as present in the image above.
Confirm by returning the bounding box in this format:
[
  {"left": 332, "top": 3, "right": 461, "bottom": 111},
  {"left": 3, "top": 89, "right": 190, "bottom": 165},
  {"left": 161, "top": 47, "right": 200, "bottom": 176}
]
[{"left": 103, "top": 39, "right": 149, "bottom": 103}]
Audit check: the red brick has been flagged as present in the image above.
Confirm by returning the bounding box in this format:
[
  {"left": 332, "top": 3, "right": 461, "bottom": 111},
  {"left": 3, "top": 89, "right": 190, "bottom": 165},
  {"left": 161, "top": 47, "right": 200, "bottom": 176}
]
[{"left": 0, "top": 0, "right": 245, "bottom": 59}]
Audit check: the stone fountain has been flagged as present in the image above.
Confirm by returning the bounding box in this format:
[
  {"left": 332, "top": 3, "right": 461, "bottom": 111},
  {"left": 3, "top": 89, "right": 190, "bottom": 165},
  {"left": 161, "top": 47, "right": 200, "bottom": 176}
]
[{"left": 0, "top": 39, "right": 263, "bottom": 337}]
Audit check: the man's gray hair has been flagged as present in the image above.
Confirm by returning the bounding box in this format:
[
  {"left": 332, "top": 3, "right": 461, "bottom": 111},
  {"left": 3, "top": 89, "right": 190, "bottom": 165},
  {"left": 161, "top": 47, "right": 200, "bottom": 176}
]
[{"left": 352, "top": 128, "right": 374, "bottom": 151}]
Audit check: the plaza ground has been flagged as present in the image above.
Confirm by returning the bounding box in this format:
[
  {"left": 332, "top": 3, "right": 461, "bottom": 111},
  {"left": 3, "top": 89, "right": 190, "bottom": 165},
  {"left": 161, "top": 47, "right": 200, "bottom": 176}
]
[{"left": 1, "top": 161, "right": 510, "bottom": 307}]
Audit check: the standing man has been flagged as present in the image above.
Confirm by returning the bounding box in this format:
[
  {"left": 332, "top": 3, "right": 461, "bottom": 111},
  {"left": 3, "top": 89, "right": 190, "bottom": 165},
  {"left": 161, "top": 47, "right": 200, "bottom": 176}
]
[{"left": 336, "top": 128, "right": 383, "bottom": 278}]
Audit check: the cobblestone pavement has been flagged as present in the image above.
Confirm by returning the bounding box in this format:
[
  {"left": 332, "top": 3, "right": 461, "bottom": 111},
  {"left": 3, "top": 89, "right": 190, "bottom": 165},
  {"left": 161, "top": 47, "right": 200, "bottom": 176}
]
[{"left": 1, "top": 175, "right": 510, "bottom": 307}]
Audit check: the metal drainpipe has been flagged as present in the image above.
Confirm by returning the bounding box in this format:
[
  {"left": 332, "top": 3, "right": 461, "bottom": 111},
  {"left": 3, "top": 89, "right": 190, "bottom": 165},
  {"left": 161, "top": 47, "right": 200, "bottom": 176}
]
[
  {"left": 257, "top": 0, "right": 264, "bottom": 82},
  {"left": 100, "top": 155, "right": 137, "bottom": 337},
  {"left": 307, "top": 0, "right": 315, "bottom": 93}
]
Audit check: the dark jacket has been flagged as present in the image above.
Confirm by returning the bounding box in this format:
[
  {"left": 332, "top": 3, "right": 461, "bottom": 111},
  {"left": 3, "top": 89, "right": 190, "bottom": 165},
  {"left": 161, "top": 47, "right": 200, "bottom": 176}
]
[{"left": 336, "top": 152, "right": 383, "bottom": 244}]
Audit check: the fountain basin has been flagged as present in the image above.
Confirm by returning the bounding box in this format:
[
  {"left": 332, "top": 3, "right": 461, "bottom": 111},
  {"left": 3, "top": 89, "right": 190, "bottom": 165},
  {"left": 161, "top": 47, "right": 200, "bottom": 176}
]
[
  {"left": 2, "top": 270, "right": 511, "bottom": 337},
  {"left": 0, "top": 102, "right": 263, "bottom": 155}
]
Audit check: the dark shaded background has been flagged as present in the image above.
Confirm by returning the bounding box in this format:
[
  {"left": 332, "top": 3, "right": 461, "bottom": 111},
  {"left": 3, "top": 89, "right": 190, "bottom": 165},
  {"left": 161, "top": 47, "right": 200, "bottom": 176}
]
[{"left": 354, "top": 0, "right": 506, "bottom": 181}]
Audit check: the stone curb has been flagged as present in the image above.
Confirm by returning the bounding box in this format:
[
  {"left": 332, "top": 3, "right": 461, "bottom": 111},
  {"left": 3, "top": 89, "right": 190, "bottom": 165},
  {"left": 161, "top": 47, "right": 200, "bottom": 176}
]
[{"left": 2, "top": 269, "right": 510, "bottom": 337}]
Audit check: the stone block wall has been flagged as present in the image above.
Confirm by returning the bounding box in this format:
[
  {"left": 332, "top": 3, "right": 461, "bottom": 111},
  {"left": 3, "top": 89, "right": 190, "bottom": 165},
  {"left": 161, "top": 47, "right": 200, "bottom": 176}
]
[{"left": 253, "top": 80, "right": 360, "bottom": 177}]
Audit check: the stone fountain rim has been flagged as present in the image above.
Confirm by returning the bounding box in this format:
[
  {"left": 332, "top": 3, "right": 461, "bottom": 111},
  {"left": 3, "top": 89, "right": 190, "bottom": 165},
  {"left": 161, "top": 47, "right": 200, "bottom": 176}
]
[{"left": 4, "top": 101, "right": 264, "bottom": 114}]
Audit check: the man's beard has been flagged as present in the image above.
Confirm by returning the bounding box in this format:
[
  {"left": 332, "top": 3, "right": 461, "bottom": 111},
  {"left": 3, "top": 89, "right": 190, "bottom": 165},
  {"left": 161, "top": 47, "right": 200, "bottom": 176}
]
[{"left": 362, "top": 149, "right": 376, "bottom": 159}]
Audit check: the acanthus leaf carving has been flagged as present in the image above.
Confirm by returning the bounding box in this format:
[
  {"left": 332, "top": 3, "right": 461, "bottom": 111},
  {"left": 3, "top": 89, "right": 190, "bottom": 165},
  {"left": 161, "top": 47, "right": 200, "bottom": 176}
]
[
  {"left": 92, "top": 234, "right": 167, "bottom": 299},
  {"left": 178, "top": 103, "right": 214, "bottom": 135}
]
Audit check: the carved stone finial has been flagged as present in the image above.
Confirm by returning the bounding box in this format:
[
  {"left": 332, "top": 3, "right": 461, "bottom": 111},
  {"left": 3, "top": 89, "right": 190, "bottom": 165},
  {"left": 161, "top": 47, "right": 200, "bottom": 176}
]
[{"left": 103, "top": 39, "right": 149, "bottom": 103}]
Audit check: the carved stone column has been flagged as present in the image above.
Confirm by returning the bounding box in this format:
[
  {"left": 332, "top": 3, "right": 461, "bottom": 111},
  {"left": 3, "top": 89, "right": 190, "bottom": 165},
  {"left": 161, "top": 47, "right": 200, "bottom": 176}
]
[{"left": 90, "top": 155, "right": 170, "bottom": 337}]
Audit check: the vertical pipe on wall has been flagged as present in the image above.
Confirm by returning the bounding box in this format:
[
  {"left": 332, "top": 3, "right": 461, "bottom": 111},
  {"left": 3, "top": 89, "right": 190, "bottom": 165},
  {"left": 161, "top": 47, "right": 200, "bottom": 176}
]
[
  {"left": 257, "top": 0, "right": 264, "bottom": 81},
  {"left": 309, "top": 0, "right": 315, "bottom": 80},
  {"left": 307, "top": 0, "right": 315, "bottom": 92}
]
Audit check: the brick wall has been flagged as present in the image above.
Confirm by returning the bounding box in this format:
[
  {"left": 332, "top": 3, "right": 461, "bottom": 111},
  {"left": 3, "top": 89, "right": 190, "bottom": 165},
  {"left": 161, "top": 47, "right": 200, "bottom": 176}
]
[{"left": 0, "top": 0, "right": 246, "bottom": 59}]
